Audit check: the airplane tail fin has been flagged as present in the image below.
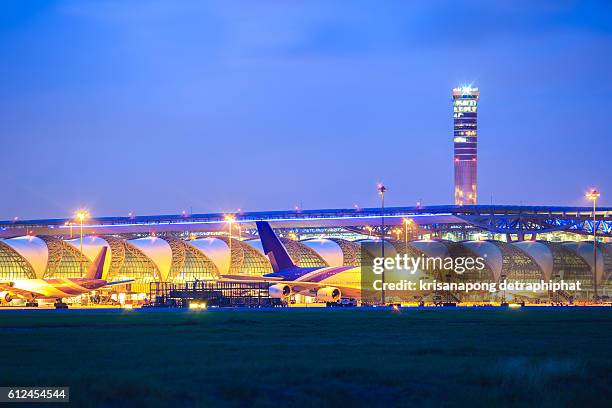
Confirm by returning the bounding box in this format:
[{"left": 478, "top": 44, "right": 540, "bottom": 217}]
[
  {"left": 85, "top": 247, "right": 107, "bottom": 280},
  {"left": 256, "top": 221, "right": 296, "bottom": 273}
]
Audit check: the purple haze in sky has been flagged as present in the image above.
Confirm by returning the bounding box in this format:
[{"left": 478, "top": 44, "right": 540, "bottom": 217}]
[{"left": 1, "top": 0, "right": 611, "bottom": 219}]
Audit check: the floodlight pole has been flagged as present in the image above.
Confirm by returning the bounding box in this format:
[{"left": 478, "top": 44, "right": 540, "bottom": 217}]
[
  {"left": 80, "top": 217, "right": 84, "bottom": 275},
  {"left": 592, "top": 196, "right": 598, "bottom": 302},
  {"left": 378, "top": 184, "right": 387, "bottom": 305},
  {"left": 586, "top": 189, "right": 600, "bottom": 302}
]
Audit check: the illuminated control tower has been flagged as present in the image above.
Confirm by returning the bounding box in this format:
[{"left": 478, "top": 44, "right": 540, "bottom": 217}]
[{"left": 452, "top": 86, "right": 479, "bottom": 205}]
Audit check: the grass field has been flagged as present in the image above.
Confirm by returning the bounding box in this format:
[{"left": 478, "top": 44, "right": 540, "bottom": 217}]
[{"left": 0, "top": 307, "right": 611, "bottom": 407}]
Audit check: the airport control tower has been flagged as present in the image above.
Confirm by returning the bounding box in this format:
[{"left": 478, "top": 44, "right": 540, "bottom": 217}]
[{"left": 452, "top": 86, "right": 480, "bottom": 205}]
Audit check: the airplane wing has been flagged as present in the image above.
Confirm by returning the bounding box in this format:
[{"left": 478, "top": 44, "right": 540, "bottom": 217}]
[
  {"left": 0, "top": 282, "right": 37, "bottom": 299},
  {"left": 281, "top": 281, "right": 362, "bottom": 298},
  {"left": 217, "top": 278, "right": 361, "bottom": 298},
  {"left": 219, "top": 274, "right": 284, "bottom": 281},
  {"left": 104, "top": 279, "right": 135, "bottom": 286}
]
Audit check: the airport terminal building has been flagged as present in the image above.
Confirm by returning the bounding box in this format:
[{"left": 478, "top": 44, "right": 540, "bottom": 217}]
[{"left": 1, "top": 205, "right": 611, "bottom": 302}]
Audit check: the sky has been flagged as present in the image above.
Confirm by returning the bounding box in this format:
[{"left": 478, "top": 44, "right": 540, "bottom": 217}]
[{"left": 1, "top": 0, "right": 611, "bottom": 219}]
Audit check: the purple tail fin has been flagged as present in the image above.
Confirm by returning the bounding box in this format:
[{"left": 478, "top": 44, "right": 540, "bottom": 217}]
[
  {"left": 85, "top": 247, "right": 107, "bottom": 279},
  {"left": 256, "top": 221, "right": 295, "bottom": 273}
]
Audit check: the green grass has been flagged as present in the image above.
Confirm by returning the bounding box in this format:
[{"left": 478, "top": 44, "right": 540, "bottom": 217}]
[{"left": 0, "top": 308, "right": 611, "bottom": 407}]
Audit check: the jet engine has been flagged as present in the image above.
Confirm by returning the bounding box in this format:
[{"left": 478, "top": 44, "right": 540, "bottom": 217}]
[
  {"left": 316, "top": 287, "right": 341, "bottom": 302},
  {"left": 268, "top": 284, "right": 291, "bottom": 298},
  {"left": 0, "top": 291, "right": 13, "bottom": 303}
]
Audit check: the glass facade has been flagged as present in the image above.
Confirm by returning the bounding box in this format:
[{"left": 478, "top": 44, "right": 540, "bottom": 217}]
[
  {"left": 329, "top": 238, "right": 361, "bottom": 266},
  {"left": 545, "top": 243, "right": 592, "bottom": 298},
  {"left": 40, "top": 236, "right": 92, "bottom": 278},
  {"left": 112, "top": 241, "right": 161, "bottom": 293},
  {"left": 453, "top": 86, "right": 480, "bottom": 205},
  {"left": 167, "top": 238, "right": 219, "bottom": 282},
  {"left": 488, "top": 241, "right": 544, "bottom": 284},
  {"left": 279, "top": 238, "right": 328, "bottom": 268},
  {"left": 219, "top": 237, "right": 273, "bottom": 276},
  {"left": 0, "top": 241, "right": 36, "bottom": 280}
]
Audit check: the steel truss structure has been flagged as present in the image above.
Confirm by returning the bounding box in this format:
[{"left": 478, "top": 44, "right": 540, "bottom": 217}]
[{"left": 1, "top": 205, "right": 611, "bottom": 240}]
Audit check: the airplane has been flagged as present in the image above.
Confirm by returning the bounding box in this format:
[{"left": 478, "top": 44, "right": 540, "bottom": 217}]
[
  {"left": 222, "top": 221, "right": 433, "bottom": 304},
  {"left": 221, "top": 221, "right": 363, "bottom": 303},
  {"left": 0, "top": 247, "right": 133, "bottom": 308}
]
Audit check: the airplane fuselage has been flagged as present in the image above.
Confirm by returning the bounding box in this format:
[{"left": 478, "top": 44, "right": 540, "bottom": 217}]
[
  {"left": 6, "top": 278, "right": 108, "bottom": 300},
  {"left": 263, "top": 266, "right": 363, "bottom": 298}
]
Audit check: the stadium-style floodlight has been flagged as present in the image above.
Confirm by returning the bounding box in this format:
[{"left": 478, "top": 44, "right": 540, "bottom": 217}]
[
  {"left": 224, "top": 214, "right": 236, "bottom": 258},
  {"left": 377, "top": 183, "right": 387, "bottom": 305},
  {"left": 236, "top": 223, "right": 242, "bottom": 240},
  {"left": 75, "top": 210, "right": 90, "bottom": 275},
  {"left": 64, "top": 221, "right": 74, "bottom": 239},
  {"left": 586, "top": 189, "right": 601, "bottom": 301},
  {"left": 403, "top": 218, "right": 414, "bottom": 253}
]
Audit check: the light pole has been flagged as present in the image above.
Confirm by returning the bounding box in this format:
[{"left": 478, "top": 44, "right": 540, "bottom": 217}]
[
  {"left": 586, "top": 189, "right": 600, "bottom": 301},
  {"left": 75, "top": 210, "right": 89, "bottom": 275},
  {"left": 224, "top": 214, "right": 235, "bottom": 263},
  {"left": 65, "top": 221, "right": 74, "bottom": 239},
  {"left": 393, "top": 228, "right": 401, "bottom": 241},
  {"left": 403, "top": 218, "right": 413, "bottom": 253},
  {"left": 377, "top": 183, "right": 387, "bottom": 305}
]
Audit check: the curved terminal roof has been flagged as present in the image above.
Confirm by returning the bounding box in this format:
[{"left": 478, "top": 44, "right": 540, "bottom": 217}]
[
  {"left": 461, "top": 241, "right": 503, "bottom": 281},
  {"left": 219, "top": 237, "right": 271, "bottom": 275},
  {"left": 512, "top": 241, "right": 553, "bottom": 280},
  {"left": 128, "top": 237, "right": 173, "bottom": 280},
  {"left": 65, "top": 237, "right": 112, "bottom": 279},
  {"left": 2, "top": 236, "right": 48, "bottom": 278},
  {"left": 300, "top": 239, "right": 344, "bottom": 266},
  {"left": 155, "top": 236, "right": 217, "bottom": 281},
  {"left": 0, "top": 240, "right": 36, "bottom": 280},
  {"left": 244, "top": 239, "right": 264, "bottom": 255},
  {"left": 38, "top": 236, "right": 92, "bottom": 278},
  {"left": 561, "top": 242, "right": 605, "bottom": 283},
  {"left": 409, "top": 240, "right": 451, "bottom": 259},
  {"left": 188, "top": 238, "right": 231, "bottom": 275},
  {"left": 356, "top": 240, "right": 398, "bottom": 259},
  {"left": 245, "top": 239, "right": 327, "bottom": 268}
]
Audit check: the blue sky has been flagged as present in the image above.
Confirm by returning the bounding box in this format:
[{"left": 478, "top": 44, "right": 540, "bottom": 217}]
[{"left": 1, "top": 0, "right": 611, "bottom": 219}]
